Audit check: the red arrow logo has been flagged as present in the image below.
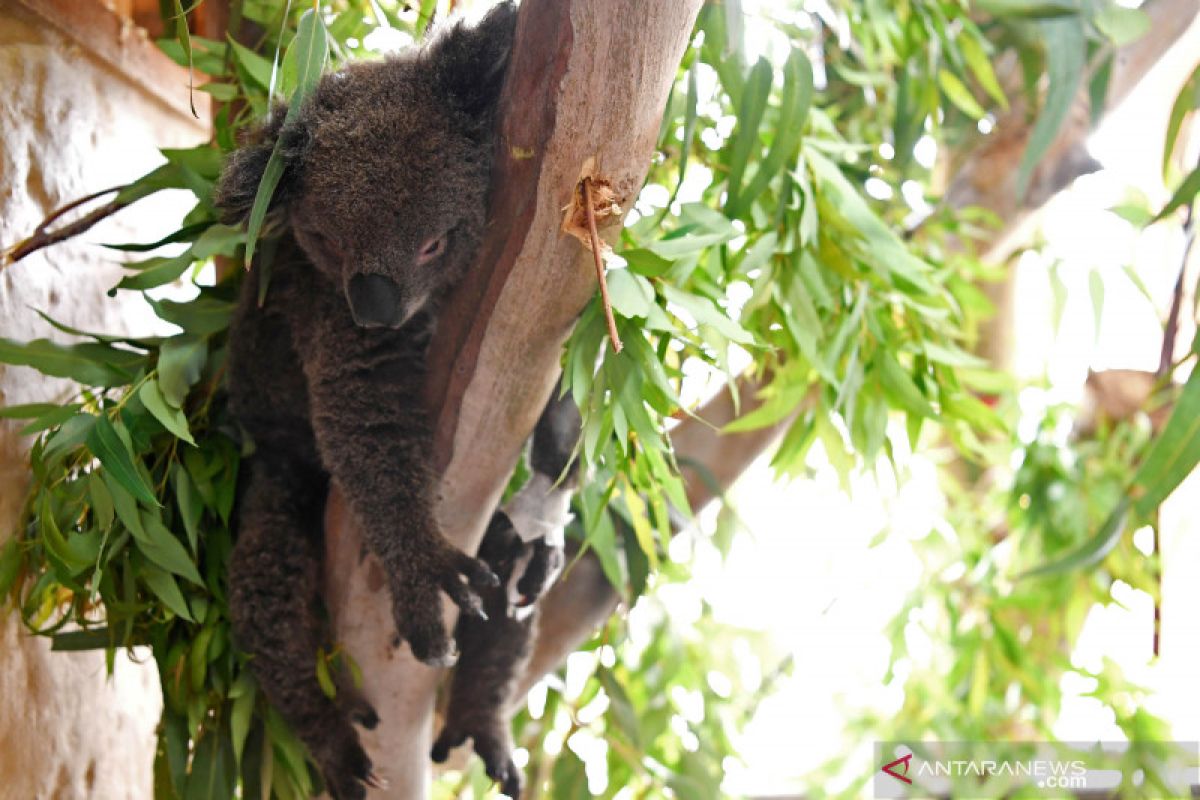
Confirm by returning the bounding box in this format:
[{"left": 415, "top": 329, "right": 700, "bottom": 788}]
[{"left": 882, "top": 753, "right": 913, "bottom": 784}]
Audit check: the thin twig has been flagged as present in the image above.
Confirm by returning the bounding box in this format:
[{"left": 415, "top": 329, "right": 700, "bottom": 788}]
[
  {"left": 1158, "top": 203, "right": 1195, "bottom": 377},
  {"left": 582, "top": 178, "right": 623, "bottom": 354},
  {"left": 2, "top": 186, "right": 131, "bottom": 268}
]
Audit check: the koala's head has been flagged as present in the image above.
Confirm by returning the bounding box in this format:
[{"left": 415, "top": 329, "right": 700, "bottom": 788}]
[{"left": 216, "top": 2, "right": 516, "bottom": 328}]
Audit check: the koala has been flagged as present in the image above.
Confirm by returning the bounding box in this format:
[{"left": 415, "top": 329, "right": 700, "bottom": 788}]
[
  {"left": 214, "top": 5, "right": 526, "bottom": 798},
  {"left": 434, "top": 387, "right": 581, "bottom": 798}
]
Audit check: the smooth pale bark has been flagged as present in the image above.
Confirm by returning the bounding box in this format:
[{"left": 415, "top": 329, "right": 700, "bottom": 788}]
[{"left": 322, "top": 2, "right": 703, "bottom": 796}]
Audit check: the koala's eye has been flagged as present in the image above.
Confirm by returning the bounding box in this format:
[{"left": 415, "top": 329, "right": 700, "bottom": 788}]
[
  {"left": 417, "top": 235, "right": 447, "bottom": 264},
  {"left": 309, "top": 230, "right": 337, "bottom": 251}
]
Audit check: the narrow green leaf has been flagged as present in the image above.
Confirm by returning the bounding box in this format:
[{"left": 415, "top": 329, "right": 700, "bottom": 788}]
[
  {"left": 114, "top": 252, "right": 194, "bottom": 292},
  {"left": 136, "top": 510, "right": 204, "bottom": 586},
  {"left": 676, "top": 58, "right": 700, "bottom": 193},
  {"left": 171, "top": 463, "right": 203, "bottom": 554},
  {"left": 42, "top": 413, "right": 95, "bottom": 464},
  {"left": 725, "top": 57, "right": 773, "bottom": 213},
  {"left": 230, "top": 681, "right": 255, "bottom": 766},
  {"left": 88, "top": 471, "right": 115, "bottom": 531},
  {"left": 938, "top": 69, "right": 986, "bottom": 119},
  {"left": 1122, "top": 264, "right": 1157, "bottom": 309},
  {"left": 20, "top": 404, "right": 82, "bottom": 436},
  {"left": 39, "top": 498, "right": 93, "bottom": 572},
  {"left": 1132, "top": 367, "right": 1200, "bottom": 515},
  {"left": 86, "top": 416, "right": 158, "bottom": 507},
  {"left": 1017, "top": 17, "right": 1085, "bottom": 199},
  {"left": 147, "top": 295, "right": 234, "bottom": 337},
  {"left": 878, "top": 354, "right": 936, "bottom": 418},
  {"left": 158, "top": 334, "right": 207, "bottom": 407},
  {"left": 598, "top": 669, "right": 643, "bottom": 747},
  {"left": 1163, "top": 63, "right": 1200, "bottom": 178},
  {"left": 139, "top": 379, "right": 196, "bottom": 445},
  {"left": 315, "top": 651, "right": 337, "bottom": 699},
  {"left": 101, "top": 221, "right": 212, "bottom": 252},
  {"left": 229, "top": 37, "right": 275, "bottom": 89},
  {"left": 662, "top": 285, "right": 754, "bottom": 345},
  {"left": 141, "top": 563, "right": 194, "bottom": 621},
  {"left": 606, "top": 270, "right": 654, "bottom": 319},
  {"left": 0, "top": 402, "right": 66, "bottom": 419},
  {"left": 976, "top": 0, "right": 1079, "bottom": 18},
  {"left": 960, "top": 32, "right": 1008, "bottom": 110},
  {"left": 622, "top": 248, "right": 675, "bottom": 277},
  {"left": 1021, "top": 497, "right": 1129, "bottom": 578},
  {"left": 50, "top": 629, "right": 115, "bottom": 651},
  {"left": 1153, "top": 163, "right": 1200, "bottom": 223},
  {"left": 170, "top": 0, "right": 198, "bottom": 118},
  {"left": 733, "top": 48, "right": 814, "bottom": 215},
  {"left": 192, "top": 223, "right": 245, "bottom": 259},
  {"left": 162, "top": 145, "right": 224, "bottom": 180},
  {"left": 103, "top": 470, "right": 146, "bottom": 540},
  {"left": 0, "top": 338, "right": 130, "bottom": 387},
  {"left": 245, "top": 10, "right": 328, "bottom": 268}
]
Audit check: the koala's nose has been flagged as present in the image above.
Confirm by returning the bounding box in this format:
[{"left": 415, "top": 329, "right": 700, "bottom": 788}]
[{"left": 347, "top": 274, "right": 403, "bottom": 328}]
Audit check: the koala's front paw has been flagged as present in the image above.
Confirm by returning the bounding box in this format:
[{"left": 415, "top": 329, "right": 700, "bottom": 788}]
[
  {"left": 432, "top": 721, "right": 522, "bottom": 799},
  {"left": 393, "top": 543, "right": 498, "bottom": 666}
]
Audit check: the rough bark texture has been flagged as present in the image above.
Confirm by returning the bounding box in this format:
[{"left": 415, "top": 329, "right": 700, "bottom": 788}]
[
  {"left": 0, "top": 2, "right": 206, "bottom": 796},
  {"left": 322, "top": 2, "right": 704, "bottom": 796}
]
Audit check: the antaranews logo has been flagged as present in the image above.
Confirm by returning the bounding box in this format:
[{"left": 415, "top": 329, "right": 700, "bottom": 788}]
[
  {"left": 872, "top": 740, "right": 1200, "bottom": 798},
  {"left": 881, "top": 753, "right": 913, "bottom": 785}
]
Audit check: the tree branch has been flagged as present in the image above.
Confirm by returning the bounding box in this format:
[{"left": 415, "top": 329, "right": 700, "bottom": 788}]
[
  {"left": 513, "top": 372, "right": 796, "bottom": 701},
  {"left": 1, "top": 187, "right": 129, "bottom": 267},
  {"left": 323, "top": 2, "right": 704, "bottom": 796}
]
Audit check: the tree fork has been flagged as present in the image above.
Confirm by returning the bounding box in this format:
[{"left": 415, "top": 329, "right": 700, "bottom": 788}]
[{"left": 323, "top": 2, "right": 704, "bottom": 796}]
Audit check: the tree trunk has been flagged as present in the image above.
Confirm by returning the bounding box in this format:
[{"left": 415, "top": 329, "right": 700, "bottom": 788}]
[{"left": 323, "top": 2, "right": 703, "bottom": 796}]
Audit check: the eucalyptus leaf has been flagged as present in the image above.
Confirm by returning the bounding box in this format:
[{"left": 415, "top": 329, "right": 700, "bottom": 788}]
[
  {"left": 245, "top": 9, "right": 329, "bottom": 268},
  {"left": 86, "top": 416, "right": 159, "bottom": 507},
  {"left": 1132, "top": 367, "right": 1200, "bottom": 515},
  {"left": 139, "top": 379, "right": 197, "bottom": 445},
  {"left": 1016, "top": 17, "right": 1085, "bottom": 199}
]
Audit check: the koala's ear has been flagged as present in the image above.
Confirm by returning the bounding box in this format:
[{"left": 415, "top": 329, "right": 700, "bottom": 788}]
[
  {"left": 425, "top": 1, "right": 517, "bottom": 118},
  {"left": 214, "top": 107, "right": 310, "bottom": 226}
]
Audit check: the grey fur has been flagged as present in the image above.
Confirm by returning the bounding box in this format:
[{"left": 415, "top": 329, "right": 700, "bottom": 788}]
[{"left": 216, "top": 5, "right": 519, "bottom": 799}]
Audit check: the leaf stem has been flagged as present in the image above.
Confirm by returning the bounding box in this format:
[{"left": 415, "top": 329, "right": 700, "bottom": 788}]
[
  {"left": 582, "top": 178, "right": 623, "bottom": 354},
  {"left": 2, "top": 186, "right": 131, "bottom": 268}
]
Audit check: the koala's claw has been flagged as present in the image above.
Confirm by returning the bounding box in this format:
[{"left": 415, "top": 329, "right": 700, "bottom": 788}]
[
  {"left": 432, "top": 723, "right": 522, "bottom": 799},
  {"left": 430, "top": 726, "right": 466, "bottom": 763},
  {"left": 515, "top": 537, "right": 565, "bottom": 607},
  {"left": 395, "top": 544, "right": 497, "bottom": 665},
  {"left": 364, "top": 771, "right": 389, "bottom": 790},
  {"left": 320, "top": 735, "right": 375, "bottom": 800}
]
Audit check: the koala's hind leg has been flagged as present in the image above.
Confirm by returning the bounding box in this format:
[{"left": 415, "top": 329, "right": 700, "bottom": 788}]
[
  {"left": 229, "top": 454, "right": 380, "bottom": 800},
  {"left": 432, "top": 513, "right": 536, "bottom": 799},
  {"left": 227, "top": 276, "right": 379, "bottom": 800}
]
